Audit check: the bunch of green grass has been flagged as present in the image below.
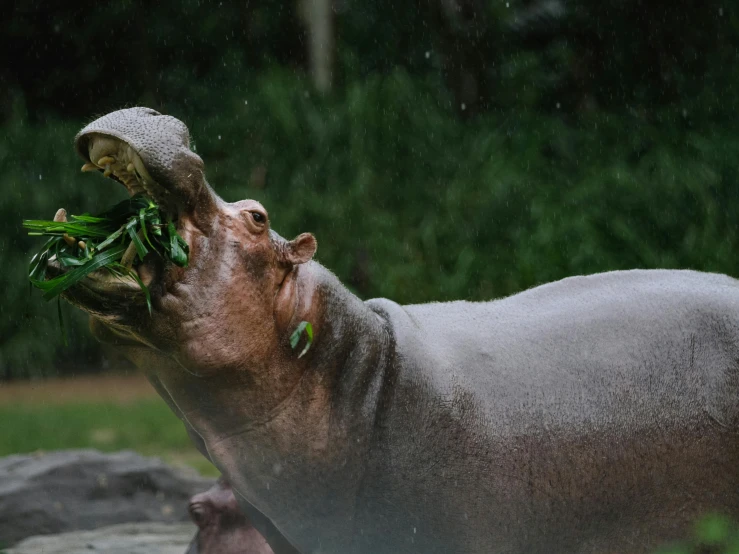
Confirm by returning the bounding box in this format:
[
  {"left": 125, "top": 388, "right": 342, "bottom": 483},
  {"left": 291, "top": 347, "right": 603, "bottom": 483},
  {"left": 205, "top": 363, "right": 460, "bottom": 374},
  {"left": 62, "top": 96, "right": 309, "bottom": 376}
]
[{"left": 23, "top": 195, "right": 189, "bottom": 314}]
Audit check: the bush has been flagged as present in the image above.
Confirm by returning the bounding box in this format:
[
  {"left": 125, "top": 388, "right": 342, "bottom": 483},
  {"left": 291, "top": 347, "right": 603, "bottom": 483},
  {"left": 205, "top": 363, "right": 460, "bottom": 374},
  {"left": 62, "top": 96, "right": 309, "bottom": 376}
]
[{"left": 4, "top": 65, "right": 739, "bottom": 378}]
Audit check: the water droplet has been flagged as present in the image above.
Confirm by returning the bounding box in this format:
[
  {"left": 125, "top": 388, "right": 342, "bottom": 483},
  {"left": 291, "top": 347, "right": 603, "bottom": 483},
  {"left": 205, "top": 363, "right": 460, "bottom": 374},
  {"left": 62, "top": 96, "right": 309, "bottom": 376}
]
[
  {"left": 38, "top": 174, "right": 42, "bottom": 180},
  {"left": 461, "top": 103, "right": 467, "bottom": 111},
  {"left": 218, "top": 135, "right": 222, "bottom": 140},
  {"left": 425, "top": 51, "right": 431, "bottom": 59},
  {"left": 556, "top": 102, "right": 561, "bottom": 109}
]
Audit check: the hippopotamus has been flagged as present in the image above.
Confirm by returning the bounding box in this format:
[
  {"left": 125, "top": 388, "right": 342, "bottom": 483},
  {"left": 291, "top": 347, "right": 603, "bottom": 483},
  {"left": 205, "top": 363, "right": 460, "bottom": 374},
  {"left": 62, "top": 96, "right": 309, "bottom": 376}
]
[
  {"left": 48, "top": 106, "right": 739, "bottom": 554},
  {"left": 186, "top": 477, "right": 273, "bottom": 554}
]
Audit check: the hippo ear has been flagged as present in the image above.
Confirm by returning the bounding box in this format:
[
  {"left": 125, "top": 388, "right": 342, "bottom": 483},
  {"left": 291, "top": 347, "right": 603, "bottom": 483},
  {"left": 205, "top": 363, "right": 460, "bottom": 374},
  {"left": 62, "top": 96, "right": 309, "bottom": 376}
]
[{"left": 281, "top": 233, "right": 317, "bottom": 266}]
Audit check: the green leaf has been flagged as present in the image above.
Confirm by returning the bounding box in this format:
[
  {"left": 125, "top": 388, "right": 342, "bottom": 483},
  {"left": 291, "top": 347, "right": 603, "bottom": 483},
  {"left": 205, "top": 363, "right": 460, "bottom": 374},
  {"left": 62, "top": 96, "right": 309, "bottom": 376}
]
[
  {"left": 22, "top": 220, "right": 113, "bottom": 237},
  {"left": 168, "top": 221, "right": 189, "bottom": 267},
  {"left": 56, "top": 251, "right": 87, "bottom": 267},
  {"left": 139, "top": 208, "right": 156, "bottom": 250},
  {"left": 70, "top": 214, "right": 109, "bottom": 223},
  {"left": 127, "top": 224, "right": 148, "bottom": 261},
  {"left": 94, "top": 224, "right": 126, "bottom": 251},
  {"left": 29, "top": 237, "right": 56, "bottom": 281},
  {"left": 290, "top": 321, "right": 314, "bottom": 358}
]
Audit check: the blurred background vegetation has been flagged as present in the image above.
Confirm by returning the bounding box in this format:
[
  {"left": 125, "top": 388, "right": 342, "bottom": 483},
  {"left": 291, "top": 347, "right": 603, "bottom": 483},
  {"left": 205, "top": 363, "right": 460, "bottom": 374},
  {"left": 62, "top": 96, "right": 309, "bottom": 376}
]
[{"left": 2, "top": 0, "right": 739, "bottom": 377}]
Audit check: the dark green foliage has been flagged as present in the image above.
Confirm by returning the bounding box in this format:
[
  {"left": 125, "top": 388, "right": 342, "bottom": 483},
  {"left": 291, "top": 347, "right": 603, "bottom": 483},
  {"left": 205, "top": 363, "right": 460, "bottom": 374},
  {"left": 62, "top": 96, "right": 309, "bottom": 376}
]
[
  {"left": 290, "top": 321, "right": 314, "bottom": 359},
  {"left": 1, "top": 2, "right": 738, "bottom": 377}
]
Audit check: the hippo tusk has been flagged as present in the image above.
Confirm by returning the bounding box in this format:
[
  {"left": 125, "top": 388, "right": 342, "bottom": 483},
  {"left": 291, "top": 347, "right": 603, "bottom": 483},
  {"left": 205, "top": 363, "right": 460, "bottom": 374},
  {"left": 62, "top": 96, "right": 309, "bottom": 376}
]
[
  {"left": 97, "top": 156, "right": 115, "bottom": 166},
  {"left": 53, "top": 208, "right": 68, "bottom": 223},
  {"left": 53, "top": 208, "right": 79, "bottom": 246}
]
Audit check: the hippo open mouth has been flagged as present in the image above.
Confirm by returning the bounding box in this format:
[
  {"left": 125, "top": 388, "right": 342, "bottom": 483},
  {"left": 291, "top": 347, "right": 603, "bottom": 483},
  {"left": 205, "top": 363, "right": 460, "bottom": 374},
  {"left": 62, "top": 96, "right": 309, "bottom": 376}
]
[{"left": 47, "top": 107, "right": 219, "bottom": 321}]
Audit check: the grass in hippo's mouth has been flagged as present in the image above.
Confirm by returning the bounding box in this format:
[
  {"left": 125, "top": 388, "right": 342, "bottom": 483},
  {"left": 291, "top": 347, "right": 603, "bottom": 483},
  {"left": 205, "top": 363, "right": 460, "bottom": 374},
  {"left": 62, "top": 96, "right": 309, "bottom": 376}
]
[{"left": 23, "top": 195, "right": 189, "bottom": 314}]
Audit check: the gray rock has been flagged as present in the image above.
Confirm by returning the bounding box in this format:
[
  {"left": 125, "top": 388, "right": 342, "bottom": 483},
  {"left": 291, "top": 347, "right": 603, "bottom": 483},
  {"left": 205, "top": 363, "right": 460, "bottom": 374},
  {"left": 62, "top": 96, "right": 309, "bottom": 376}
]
[
  {"left": 0, "top": 449, "right": 213, "bottom": 547},
  {"left": 6, "top": 522, "right": 194, "bottom": 554}
]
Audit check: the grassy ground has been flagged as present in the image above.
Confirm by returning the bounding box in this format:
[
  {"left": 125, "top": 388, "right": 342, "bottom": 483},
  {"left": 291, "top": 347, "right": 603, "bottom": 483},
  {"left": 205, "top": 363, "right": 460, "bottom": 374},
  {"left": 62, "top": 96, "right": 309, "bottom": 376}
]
[{"left": 0, "top": 372, "right": 218, "bottom": 477}]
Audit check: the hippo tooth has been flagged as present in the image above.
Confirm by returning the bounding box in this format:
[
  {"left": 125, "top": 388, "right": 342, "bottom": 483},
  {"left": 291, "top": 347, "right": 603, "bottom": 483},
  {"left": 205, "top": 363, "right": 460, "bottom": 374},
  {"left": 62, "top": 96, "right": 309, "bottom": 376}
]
[
  {"left": 103, "top": 165, "right": 112, "bottom": 178},
  {"left": 97, "top": 156, "right": 115, "bottom": 167},
  {"left": 81, "top": 163, "right": 98, "bottom": 172},
  {"left": 127, "top": 163, "right": 135, "bottom": 173},
  {"left": 62, "top": 233, "right": 77, "bottom": 247},
  {"left": 53, "top": 208, "right": 68, "bottom": 223}
]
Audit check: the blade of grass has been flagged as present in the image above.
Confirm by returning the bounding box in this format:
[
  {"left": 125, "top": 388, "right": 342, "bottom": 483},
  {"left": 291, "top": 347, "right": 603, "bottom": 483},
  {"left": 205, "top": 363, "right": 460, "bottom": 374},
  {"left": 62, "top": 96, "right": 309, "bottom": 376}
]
[
  {"left": 70, "top": 214, "right": 110, "bottom": 223},
  {"left": 168, "top": 221, "right": 188, "bottom": 267},
  {"left": 95, "top": 225, "right": 126, "bottom": 251},
  {"left": 139, "top": 208, "right": 156, "bottom": 251},
  {"left": 127, "top": 222, "right": 148, "bottom": 261},
  {"left": 22, "top": 220, "right": 114, "bottom": 237}
]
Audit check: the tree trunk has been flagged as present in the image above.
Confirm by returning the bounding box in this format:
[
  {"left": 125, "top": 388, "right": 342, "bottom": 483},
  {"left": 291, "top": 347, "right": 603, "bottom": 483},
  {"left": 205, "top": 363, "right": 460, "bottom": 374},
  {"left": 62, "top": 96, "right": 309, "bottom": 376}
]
[{"left": 300, "top": 0, "right": 334, "bottom": 94}]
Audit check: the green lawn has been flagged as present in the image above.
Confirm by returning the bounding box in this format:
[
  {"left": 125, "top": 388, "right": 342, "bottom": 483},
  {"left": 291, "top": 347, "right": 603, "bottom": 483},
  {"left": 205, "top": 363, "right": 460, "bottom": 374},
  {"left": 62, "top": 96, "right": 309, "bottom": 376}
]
[{"left": 0, "top": 399, "right": 218, "bottom": 477}]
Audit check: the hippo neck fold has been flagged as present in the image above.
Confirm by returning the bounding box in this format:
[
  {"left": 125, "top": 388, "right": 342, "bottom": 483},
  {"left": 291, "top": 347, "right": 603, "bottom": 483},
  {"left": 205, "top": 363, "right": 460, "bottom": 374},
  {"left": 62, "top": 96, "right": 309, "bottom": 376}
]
[
  {"left": 302, "top": 262, "right": 393, "bottom": 437},
  {"left": 238, "top": 260, "right": 394, "bottom": 454}
]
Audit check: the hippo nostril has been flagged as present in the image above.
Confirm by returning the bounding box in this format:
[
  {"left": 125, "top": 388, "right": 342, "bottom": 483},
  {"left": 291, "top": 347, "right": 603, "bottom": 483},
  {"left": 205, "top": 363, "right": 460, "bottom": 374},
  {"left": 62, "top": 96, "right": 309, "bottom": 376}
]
[{"left": 188, "top": 502, "right": 210, "bottom": 527}]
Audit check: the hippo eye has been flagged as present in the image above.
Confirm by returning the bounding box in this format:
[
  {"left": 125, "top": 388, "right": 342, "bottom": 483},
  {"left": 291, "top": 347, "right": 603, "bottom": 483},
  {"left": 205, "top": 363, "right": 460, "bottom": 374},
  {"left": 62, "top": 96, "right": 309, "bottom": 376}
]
[{"left": 250, "top": 211, "right": 266, "bottom": 224}]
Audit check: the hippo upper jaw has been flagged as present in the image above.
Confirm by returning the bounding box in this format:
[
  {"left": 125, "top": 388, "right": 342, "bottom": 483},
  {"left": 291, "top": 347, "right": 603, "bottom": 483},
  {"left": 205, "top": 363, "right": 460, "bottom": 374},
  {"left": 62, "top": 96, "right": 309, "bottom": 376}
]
[{"left": 74, "top": 107, "right": 219, "bottom": 222}]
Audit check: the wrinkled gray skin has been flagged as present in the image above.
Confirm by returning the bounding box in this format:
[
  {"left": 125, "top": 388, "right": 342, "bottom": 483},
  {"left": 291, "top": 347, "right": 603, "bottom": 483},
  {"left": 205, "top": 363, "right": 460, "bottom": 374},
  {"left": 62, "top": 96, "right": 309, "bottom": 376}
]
[
  {"left": 61, "top": 107, "right": 739, "bottom": 554},
  {"left": 185, "top": 478, "right": 274, "bottom": 554}
]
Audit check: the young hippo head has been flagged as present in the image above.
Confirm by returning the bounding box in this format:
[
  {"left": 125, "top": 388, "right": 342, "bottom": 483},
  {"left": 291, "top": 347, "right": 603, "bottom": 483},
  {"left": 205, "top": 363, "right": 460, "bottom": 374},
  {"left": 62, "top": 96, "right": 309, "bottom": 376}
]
[
  {"left": 185, "top": 478, "right": 274, "bottom": 554},
  {"left": 53, "top": 107, "right": 318, "bottom": 381}
]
